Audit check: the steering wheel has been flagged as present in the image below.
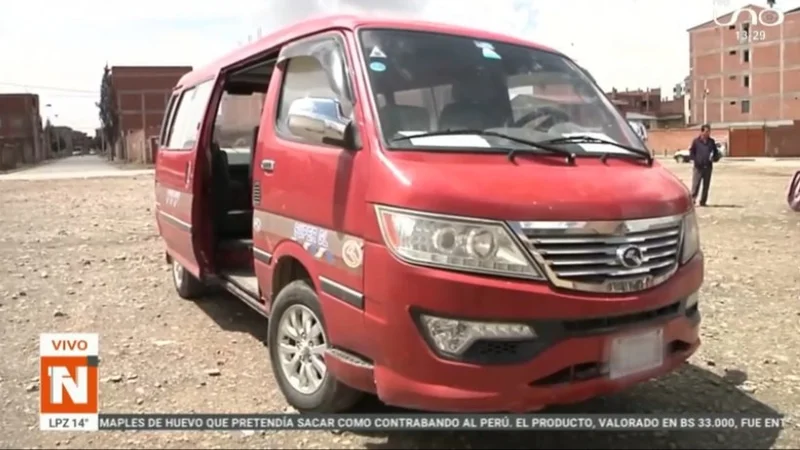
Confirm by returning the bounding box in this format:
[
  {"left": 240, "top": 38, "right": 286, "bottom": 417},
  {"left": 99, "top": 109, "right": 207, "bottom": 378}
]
[{"left": 511, "top": 106, "right": 572, "bottom": 131}]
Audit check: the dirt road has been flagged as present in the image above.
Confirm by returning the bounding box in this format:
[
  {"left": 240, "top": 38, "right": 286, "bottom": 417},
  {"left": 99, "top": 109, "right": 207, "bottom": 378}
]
[{"left": 1, "top": 160, "right": 799, "bottom": 449}]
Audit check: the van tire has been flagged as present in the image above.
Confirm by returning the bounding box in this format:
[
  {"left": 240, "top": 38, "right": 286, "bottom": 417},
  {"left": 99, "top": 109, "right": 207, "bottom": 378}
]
[
  {"left": 171, "top": 258, "right": 205, "bottom": 299},
  {"left": 268, "top": 280, "right": 363, "bottom": 413}
]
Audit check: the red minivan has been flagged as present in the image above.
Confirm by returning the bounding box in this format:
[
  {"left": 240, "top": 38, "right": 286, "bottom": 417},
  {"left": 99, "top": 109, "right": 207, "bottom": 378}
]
[{"left": 154, "top": 15, "right": 703, "bottom": 413}]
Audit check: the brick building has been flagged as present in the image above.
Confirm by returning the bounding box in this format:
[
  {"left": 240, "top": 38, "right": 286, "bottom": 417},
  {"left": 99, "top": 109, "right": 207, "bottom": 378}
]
[
  {"left": 607, "top": 88, "right": 662, "bottom": 116},
  {"left": 606, "top": 88, "right": 687, "bottom": 129},
  {"left": 110, "top": 66, "right": 192, "bottom": 159},
  {"left": 687, "top": 4, "right": 800, "bottom": 124},
  {"left": 0, "top": 93, "right": 45, "bottom": 170}
]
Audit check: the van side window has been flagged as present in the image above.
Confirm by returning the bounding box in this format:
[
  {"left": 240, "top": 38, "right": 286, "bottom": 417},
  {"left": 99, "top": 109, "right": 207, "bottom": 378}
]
[
  {"left": 165, "top": 80, "right": 214, "bottom": 149},
  {"left": 276, "top": 56, "right": 348, "bottom": 140},
  {"left": 159, "top": 94, "right": 179, "bottom": 146}
]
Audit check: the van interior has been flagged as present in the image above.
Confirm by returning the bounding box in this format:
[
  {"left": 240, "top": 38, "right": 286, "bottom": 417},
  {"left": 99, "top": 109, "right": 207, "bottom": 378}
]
[{"left": 206, "top": 54, "right": 277, "bottom": 299}]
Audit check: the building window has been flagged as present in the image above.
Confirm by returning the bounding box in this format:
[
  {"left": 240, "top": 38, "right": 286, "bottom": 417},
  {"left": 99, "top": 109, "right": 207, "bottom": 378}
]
[
  {"left": 742, "top": 22, "right": 750, "bottom": 33},
  {"left": 729, "top": 75, "right": 736, "bottom": 80},
  {"left": 730, "top": 101, "right": 737, "bottom": 105},
  {"left": 729, "top": 50, "right": 737, "bottom": 55},
  {"left": 743, "top": 49, "right": 750, "bottom": 63},
  {"left": 10, "top": 118, "right": 23, "bottom": 128},
  {"left": 743, "top": 75, "right": 750, "bottom": 88},
  {"left": 741, "top": 100, "right": 751, "bottom": 113}
]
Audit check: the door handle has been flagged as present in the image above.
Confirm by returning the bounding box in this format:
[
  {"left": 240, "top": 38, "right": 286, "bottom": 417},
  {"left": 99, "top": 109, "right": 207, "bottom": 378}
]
[
  {"left": 261, "top": 159, "right": 275, "bottom": 173},
  {"left": 184, "top": 161, "right": 192, "bottom": 185}
]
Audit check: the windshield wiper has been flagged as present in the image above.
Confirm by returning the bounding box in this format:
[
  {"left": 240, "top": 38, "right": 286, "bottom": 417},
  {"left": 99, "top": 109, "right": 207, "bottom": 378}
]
[
  {"left": 391, "top": 129, "right": 576, "bottom": 165},
  {"left": 537, "top": 135, "right": 654, "bottom": 166}
]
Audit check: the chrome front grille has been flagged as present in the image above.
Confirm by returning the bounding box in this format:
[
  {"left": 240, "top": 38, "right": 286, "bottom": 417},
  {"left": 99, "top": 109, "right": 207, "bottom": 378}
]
[{"left": 510, "top": 214, "right": 685, "bottom": 294}]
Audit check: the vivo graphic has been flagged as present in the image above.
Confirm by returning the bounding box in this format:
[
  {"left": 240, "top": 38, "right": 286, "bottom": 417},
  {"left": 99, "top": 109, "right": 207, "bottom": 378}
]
[{"left": 713, "top": 4, "right": 785, "bottom": 27}]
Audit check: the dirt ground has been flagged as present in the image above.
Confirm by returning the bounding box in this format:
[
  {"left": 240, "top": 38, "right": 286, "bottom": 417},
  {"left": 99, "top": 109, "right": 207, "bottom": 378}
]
[{"left": 1, "top": 159, "right": 799, "bottom": 449}]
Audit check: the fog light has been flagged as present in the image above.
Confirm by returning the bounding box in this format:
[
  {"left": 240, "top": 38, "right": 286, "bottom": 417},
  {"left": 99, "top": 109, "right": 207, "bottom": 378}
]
[
  {"left": 686, "top": 291, "right": 699, "bottom": 309},
  {"left": 419, "top": 314, "right": 536, "bottom": 355}
]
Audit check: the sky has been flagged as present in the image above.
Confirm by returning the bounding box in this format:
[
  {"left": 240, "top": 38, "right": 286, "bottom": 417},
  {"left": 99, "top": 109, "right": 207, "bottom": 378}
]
[{"left": 1, "top": 0, "right": 798, "bottom": 134}]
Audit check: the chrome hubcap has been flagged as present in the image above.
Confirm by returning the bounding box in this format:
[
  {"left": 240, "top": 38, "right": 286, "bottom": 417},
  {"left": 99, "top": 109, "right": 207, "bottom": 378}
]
[
  {"left": 277, "top": 304, "right": 327, "bottom": 395},
  {"left": 172, "top": 260, "right": 184, "bottom": 286}
]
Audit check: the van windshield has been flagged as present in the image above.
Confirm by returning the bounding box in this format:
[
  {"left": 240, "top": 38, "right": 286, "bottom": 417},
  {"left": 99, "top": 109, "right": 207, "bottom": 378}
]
[{"left": 358, "top": 29, "right": 645, "bottom": 154}]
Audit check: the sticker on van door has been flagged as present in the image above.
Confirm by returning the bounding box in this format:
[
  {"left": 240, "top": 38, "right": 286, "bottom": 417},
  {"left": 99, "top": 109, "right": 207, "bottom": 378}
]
[
  {"left": 165, "top": 189, "right": 181, "bottom": 208},
  {"left": 292, "top": 222, "right": 334, "bottom": 263},
  {"left": 341, "top": 239, "right": 364, "bottom": 269}
]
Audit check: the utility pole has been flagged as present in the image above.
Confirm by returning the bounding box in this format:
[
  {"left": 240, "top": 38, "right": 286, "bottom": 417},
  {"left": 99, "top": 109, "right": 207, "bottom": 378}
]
[{"left": 702, "top": 79, "right": 709, "bottom": 125}]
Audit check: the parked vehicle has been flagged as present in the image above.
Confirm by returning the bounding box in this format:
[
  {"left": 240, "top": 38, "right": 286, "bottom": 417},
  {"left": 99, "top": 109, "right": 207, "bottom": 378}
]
[
  {"left": 154, "top": 15, "right": 704, "bottom": 414},
  {"left": 788, "top": 171, "right": 800, "bottom": 212},
  {"left": 675, "top": 142, "right": 726, "bottom": 163}
]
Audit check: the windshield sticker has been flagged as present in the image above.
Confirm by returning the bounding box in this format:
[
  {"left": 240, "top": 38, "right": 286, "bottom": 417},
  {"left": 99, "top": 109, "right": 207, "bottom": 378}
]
[
  {"left": 562, "top": 132, "right": 629, "bottom": 154},
  {"left": 369, "top": 46, "right": 387, "bottom": 58},
  {"left": 482, "top": 48, "right": 502, "bottom": 60},
  {"left": 369, "top": 61, "right": 386, "bottom": 72},
  {"left": 474, "top": 41, "right": 501, "bottom": 59}
]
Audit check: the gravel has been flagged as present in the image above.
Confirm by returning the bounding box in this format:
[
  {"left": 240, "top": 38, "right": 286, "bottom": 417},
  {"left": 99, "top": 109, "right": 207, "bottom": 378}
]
[{"left": 1, "top": 161, "right": 799, "bottom": 449}]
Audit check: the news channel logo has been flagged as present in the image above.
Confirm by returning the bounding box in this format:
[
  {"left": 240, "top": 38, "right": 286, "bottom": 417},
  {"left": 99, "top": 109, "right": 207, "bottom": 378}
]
[
  {"left": 711, "top": 0, "right": 785, "bottom": 27},
  {"left": 39, "top": 333, "right": 100, "bottom": 431}
]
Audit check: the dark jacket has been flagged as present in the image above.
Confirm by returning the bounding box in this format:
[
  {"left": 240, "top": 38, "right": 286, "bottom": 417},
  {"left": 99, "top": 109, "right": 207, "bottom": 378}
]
[{"left": 689, "top": 136, "right": 719, "bottom": 168}]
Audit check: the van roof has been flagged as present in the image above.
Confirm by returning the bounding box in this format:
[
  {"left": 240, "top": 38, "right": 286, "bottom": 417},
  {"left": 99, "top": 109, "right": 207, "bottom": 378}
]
[{"left": 176, "top": 14, "right": 562, "bottom": 89}]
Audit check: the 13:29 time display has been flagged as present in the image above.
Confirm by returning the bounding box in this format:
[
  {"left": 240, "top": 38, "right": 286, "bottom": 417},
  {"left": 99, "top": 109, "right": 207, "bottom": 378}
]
[{"left": 737, "top": 30, "right": 766, "bottom": 42}]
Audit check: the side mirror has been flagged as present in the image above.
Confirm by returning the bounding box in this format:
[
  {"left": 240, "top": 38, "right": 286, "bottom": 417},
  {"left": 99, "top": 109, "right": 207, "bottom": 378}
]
[{"left": 286, "top": 97, "right": 354, "bottom": 148}]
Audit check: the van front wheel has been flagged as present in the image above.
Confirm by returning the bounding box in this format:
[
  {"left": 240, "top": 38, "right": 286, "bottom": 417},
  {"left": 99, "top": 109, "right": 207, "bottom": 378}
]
[
  {"left": 171, "top": 258, "right": 205, "bottom": 299},
  {"left": 268, "top": 280, "right": 362, "bottom": 413}
]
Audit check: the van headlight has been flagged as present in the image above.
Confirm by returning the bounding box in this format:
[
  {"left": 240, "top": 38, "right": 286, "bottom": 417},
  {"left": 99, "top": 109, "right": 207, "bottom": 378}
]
[
  {"left": 375, "top": 205, "right": 543, "bottom": 279},
  {"left": 681, "top": 211, "right": 700, "bottom": 264}
]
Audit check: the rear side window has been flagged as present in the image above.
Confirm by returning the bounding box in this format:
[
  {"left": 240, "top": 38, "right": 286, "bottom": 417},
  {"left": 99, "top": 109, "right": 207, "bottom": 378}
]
[
  {"left": 276, "top": 56, "right": 350, "bottom": 135},
  {"left": 159, "top": 94, "right": 179, "bottom": 146},
  {"left": 165, "top": 80, "right": 214, "bottom": 149}
]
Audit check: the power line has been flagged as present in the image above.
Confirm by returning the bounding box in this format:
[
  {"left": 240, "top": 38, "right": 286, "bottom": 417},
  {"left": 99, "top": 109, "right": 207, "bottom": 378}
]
[{"left": 0, "top": 81, "right": 98, "bottom": 94}]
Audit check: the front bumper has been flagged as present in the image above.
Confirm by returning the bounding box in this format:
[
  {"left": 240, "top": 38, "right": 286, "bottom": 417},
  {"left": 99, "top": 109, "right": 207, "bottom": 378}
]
[{"left": 361, "top": 243, "right": 703, "bottom": 412}]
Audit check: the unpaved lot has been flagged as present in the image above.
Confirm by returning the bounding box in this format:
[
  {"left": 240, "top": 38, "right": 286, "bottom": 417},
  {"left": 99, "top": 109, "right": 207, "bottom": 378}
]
[{"left": 1, "top": 160, "right": 799, "bottom": 449}]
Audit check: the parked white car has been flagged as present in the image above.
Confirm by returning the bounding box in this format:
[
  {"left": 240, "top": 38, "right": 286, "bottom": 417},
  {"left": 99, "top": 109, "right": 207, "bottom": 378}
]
[{"left": 674, "top": 142, "right": 727, "bottom": 163}]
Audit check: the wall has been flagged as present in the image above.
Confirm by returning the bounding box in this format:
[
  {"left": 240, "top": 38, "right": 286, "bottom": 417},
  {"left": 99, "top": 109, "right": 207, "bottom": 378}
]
[
  {"left": 764, "top": 121, "right": 800, "bottom": 157},
  {"left": 124, "top": 125, "right": 161, "bottom": 164},
  {"left": 0, "top": 94, "right": 44, "bottom": 166},
  {"left": 647, "top": 128, "right": 730, "bottom": 155},
  {"left": 648, "top": 122, "right": 800, "bottom": 157}
]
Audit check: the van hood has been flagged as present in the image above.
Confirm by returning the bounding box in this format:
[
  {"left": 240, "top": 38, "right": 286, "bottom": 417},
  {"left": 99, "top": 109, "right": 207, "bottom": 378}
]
[{"left": 371, "top": 153, "right": 692, "bottom": 221}]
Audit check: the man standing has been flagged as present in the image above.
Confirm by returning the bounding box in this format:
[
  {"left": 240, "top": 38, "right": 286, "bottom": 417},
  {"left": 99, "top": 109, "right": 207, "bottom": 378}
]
[{"left": 689, "top": 124, "right": 720, "bottom": 206}]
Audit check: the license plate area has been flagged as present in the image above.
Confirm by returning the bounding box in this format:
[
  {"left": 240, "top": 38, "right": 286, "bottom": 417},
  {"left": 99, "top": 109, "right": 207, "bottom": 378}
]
[{"left": 608, "top": 328, "right": 664, "bottom": 380}]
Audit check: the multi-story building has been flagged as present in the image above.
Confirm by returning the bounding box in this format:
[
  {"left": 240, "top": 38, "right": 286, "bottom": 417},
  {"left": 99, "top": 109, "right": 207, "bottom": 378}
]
[
  {"left": 607, "top": 88, "right": 662, "bottom": 116},
  {"left": 687, "top": 4, "right": 800, "bottom": 124},
  {"left": 0, "top": 93, "right": 45, "bottom": 169},
  {"left": 108, "top": 65, "right": 192, "bottom": 161},
  {"left": 110, "top": 66, "right": 192, "bottom": 136},
  {"left": 606, "top": 88, "right": 687, "bottom": 129}
]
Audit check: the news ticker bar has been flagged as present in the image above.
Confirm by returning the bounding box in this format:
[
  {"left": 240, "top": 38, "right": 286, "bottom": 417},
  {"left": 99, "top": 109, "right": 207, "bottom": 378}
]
[{"left": 44, "top": 413, "right": 788, "bottom": 432}]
